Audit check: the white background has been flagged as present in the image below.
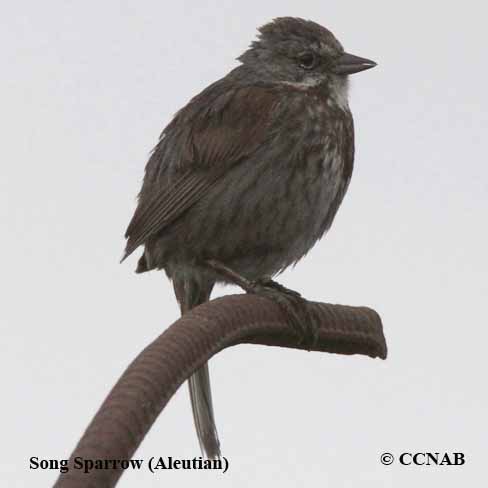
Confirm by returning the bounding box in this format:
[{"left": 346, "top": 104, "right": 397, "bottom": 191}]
[{"left": 2, "top": 1, "right": 487, "bottom": 486}]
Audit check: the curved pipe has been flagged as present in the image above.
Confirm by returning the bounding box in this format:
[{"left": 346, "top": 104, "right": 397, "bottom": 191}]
[{"left": 54, "top": 294, "right": 386, "bottom": 487}]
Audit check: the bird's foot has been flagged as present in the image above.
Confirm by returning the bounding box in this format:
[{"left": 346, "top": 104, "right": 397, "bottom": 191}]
[
  {"left": 246, "top": 278, "right": 319, "bottom": 349},
  {"left": 205, "top": 260, "right": 318, "bottom": 348}
]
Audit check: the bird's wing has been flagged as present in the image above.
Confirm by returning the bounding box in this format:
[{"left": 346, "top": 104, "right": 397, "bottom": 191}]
[{"left": 122, "top": 84, "right": 281, "bottom": 261}]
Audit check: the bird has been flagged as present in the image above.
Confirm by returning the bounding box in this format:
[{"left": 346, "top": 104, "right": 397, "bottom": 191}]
[{"left": 122, "top": 17, "right": 376, "bottom": 459}]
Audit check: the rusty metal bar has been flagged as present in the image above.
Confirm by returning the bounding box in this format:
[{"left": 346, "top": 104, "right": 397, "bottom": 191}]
[{"left": 54, "top": 294, "right": 386, "bottom": 487}]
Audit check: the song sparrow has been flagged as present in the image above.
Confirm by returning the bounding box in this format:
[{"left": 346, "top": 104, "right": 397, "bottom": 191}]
[{"left": 122, "top": 17, "right": 376, "bottom": 458}]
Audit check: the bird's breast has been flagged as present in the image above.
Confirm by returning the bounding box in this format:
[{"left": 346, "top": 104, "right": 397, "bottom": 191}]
[{"left": 287, "top": 97, "right": 354, "bottom": 246}]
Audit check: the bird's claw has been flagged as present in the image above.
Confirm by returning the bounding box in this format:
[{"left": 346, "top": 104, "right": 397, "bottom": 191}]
[
  {"left": 244, "top": 279, "right": 318, "bottom": 349},
  {"left": 203, "top": 260, "right": 318, "bottom": 348}
]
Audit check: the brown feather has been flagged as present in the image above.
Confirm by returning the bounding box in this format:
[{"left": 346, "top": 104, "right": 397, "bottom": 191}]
[{"left": 122, "top": 85, "right": 281, "bottom": 261}]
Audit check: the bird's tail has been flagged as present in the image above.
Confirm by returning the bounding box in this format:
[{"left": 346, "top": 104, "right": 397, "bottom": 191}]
[
  {"left": 172, "top": 274, "right": 221, "bottom": 459},
  {"left": 188, "top": 363, "right": 220, "bottom": 458}
]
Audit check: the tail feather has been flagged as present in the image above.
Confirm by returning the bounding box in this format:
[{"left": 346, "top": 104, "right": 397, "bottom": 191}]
[
  {"left": 188, "top": 364, "right": 221, "bottom": 458},
  {"left": 173, "top": 274, "right": 221, "bottom": 458}
]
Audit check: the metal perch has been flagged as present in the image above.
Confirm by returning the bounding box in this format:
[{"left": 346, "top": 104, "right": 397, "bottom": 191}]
[{"left": 54, "top": 294, "right": 387, "bottom": 487}]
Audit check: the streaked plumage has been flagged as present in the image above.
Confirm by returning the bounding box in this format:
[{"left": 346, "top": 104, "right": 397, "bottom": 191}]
[{"left": 123, "top": 17, "right": 375, "bottom": 458}]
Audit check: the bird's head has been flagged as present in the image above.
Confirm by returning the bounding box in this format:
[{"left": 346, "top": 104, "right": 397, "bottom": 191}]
[{"left": 238, "top": 17, "right": 376, "bottom": 88}]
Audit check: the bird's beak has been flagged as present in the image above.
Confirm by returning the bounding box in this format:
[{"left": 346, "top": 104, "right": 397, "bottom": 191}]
[{"left": 331, "top": 52, "right": 377, "bottom": 75}]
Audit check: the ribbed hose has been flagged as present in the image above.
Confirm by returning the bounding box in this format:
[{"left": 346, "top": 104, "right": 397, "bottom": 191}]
[{"left": 54, "top": 294, "right": 386, "bottom": 488}]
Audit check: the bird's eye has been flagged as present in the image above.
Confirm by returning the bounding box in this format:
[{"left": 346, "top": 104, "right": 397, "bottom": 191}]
[{"left": 298, "top": 52, "right": 317, "bottom": 70}]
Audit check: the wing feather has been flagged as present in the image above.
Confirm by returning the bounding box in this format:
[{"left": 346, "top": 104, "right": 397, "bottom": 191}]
[
  {"left": 122, "top": 84, "right": 280, "bottom": 261},
  {"left": 122, "top": 172, "right": 220, "bottom": 260}
]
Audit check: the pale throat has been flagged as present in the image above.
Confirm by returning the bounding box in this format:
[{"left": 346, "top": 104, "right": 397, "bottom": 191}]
[
  {"left": 280, "top": 74, "right": 350, "bottom": 111},
  {"left": 328, "top": 76, "right": 350, "bottom": 111}
]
